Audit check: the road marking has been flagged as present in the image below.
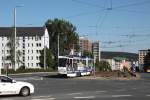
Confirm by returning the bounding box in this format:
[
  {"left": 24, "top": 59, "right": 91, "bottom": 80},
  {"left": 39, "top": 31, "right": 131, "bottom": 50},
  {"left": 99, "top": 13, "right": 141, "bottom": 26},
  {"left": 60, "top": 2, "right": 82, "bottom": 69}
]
[
  {"left": 95, "top": 90, "right": 107, "bottom": 93},
  {"left": 32, "top": 98, "right": 56, "bottom": 100},
  {"left": 67, "top": 92, "right": 82, "bottom": 95},
  {"left": 146, "top": 95, "right": 150, "bottom": 96},
  {"left": 47, "top": 98, "right": 56, "bottom": 100},
  {"left": 32, "top": 95, "right": 52, "bottom": 99},
  {"left": 73, "top": 96, "right": 95, "bottom": 99},
  {"left": 112, "top": 95, "right": 132, "bottom": 97}
]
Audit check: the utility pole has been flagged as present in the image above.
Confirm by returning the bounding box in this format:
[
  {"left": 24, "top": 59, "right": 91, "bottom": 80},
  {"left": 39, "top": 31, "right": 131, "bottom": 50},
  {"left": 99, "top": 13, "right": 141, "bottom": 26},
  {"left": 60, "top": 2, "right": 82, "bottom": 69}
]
[
  {"left": 14, "top": 7, "right": 17, "bottom": 71},
  {"left": 44, "top": 29, "right": 46, "bottom": 70},
  {"left": 58, "top": 34, "right": 59, "bottom": 67},
  {"left": 93, "top": 55, "right": 96, "bottom": 78},
  {"left": 13, "top": 5, "right": 23, "bottom": 71}
]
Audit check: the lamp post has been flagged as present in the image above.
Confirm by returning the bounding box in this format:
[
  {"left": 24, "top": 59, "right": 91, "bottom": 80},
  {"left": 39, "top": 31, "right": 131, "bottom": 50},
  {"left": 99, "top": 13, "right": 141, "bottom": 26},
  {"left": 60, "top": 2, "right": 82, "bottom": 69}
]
[
  {"left": 14, "top": 5, "right": 23, "bottom": 71},
  {"left": 58, "top": 34, "right": 59, "bottom": 67},
  {"left": 44, "top": 27, "right": 49, "bottom": 70}
]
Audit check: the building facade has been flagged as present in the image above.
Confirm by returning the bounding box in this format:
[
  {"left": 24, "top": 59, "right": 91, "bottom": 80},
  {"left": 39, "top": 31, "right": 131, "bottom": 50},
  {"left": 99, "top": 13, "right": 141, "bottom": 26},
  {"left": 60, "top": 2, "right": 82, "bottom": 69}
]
[
  {"left": 0, "top": 27, "right": 49, "bottom": 70},
  {"left": 92, "top": 41, "right": 100, "bottom": 61},
  {"left": 139, "top": 49, "right": 149, "bottom": 71},
  {"left": 79, "top": 36, "right": 92, "bottom": 54}
]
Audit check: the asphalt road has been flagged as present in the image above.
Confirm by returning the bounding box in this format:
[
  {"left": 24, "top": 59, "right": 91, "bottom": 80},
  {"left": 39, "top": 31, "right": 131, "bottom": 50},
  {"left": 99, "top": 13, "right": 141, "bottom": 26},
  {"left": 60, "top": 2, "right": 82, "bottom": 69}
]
[{"left": 1, "top": 72, "right": 150, "bottom": 100}]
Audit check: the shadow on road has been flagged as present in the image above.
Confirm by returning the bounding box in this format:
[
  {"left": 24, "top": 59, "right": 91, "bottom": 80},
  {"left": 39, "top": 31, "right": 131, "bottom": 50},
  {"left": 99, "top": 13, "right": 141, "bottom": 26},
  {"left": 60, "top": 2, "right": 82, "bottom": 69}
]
[
  {"left": 43, "top": 74, "right": 68, "bottom": 79},
  {"left": 0, "top": 95, "right": 22, "bottom": 98}
]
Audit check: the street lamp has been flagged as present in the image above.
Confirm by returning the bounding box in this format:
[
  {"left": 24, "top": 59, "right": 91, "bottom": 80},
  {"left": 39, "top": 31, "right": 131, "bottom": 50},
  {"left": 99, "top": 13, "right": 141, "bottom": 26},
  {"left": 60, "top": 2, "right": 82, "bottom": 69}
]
[
  {"left": 44, "top": 27, "right": 49, "bottom": 70},
  {"left": 14, "top": 5, "right": 23, "bottom": 71}
]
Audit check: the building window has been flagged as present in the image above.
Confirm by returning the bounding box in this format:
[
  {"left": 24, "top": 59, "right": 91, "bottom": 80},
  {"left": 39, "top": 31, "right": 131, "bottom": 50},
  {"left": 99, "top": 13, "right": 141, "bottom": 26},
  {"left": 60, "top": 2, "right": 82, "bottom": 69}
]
[
  {"left": 32, "top": 43, "right": 33, "bottom": 47},
  {"left": 36, "top": 63, "right": 38, "bottom": 67},
  {"left": 36, "top": 43, "right": 38, "bottom": 47},
  {"left": 31, "top": 56, "right": 33, "bottom": 60},
  {"left": 23, "top": 57, "right": 25, "bottom": 62},
  {"left": 32, "top": 63, "right": 33, "bottom": 67},
  {"left": 28, "top": 63, "right": 29, "bottom": 67},
  {"left": 32, "top": 50, "right": 33, "bottom": 53},
  {"left": 39, "top": 43, "right": 41, "bottom": 47},
  {"left": 36, "top": 50, "right": 38, "bottom": 53},
  {"left": 28, "top": 43, "right": 30, "bottom": 47},
  {"left": 28, "top": 50, "right": 29, "bottom": 53},
  {"left": 28, "top": 56, "right": 29, "bottom": 60},
  {"left": 2, "top": 43, "right": 4, "bottom": 47},
  {"left": 23, "top": 50, "right": 25, "bottom": 55},
  {"left": 32, "top": 37, "right": 33, "bottom": 40},
  {"left": 7, "top": 50, "right": 9, "bottom": 54},
  {"left": 23, "top": 43, "right": 25, "bottom": 48},
  {"left": 36, "top": 56, "right": 38, "bottom": 60}
]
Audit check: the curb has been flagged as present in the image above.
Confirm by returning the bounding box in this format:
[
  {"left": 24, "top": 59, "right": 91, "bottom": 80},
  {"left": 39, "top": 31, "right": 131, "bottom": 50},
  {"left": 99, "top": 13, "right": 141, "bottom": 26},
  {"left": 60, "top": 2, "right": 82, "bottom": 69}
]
[{"left": 5, "top": 72, "right": 57, "bottom": 76}]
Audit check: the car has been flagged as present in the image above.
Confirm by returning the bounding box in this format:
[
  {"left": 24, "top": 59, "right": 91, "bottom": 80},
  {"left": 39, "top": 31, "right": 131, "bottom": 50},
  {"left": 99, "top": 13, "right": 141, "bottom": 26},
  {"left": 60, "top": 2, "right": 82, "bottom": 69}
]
[{"left": 0, "top": 75, "right": 34, "bottom": 96}]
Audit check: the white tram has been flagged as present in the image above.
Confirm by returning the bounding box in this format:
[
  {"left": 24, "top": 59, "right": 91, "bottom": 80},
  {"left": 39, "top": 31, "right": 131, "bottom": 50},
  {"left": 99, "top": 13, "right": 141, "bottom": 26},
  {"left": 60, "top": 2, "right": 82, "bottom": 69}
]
[{"left": 58, "top": 55, "right": 93, "bottom": 77}]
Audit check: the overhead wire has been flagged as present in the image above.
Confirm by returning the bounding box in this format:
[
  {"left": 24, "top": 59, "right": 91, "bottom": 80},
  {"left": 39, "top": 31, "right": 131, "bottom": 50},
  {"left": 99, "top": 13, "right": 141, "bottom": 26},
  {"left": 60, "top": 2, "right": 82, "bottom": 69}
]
[{"left": 71, "top": 0, "right": 105, "bottom": 9}]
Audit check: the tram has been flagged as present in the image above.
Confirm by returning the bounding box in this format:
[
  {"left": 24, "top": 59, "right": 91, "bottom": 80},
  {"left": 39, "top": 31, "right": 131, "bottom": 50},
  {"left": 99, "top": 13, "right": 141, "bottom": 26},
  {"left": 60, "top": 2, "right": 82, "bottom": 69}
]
[{"left": 58, "top": 55, "right": 93, "bottom": 77}]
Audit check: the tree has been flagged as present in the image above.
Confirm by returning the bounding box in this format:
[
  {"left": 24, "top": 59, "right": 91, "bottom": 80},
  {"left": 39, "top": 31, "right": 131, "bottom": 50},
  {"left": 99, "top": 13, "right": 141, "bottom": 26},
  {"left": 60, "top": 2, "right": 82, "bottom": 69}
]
[
  {"left": 39, "top": 48, "right": 55, "bottom": 70},
  {"left": 144, "top": 50, "right": 150, "bottom": 72},
  {"left": 45, "top": 18, "right": 79, "bottom": 67},
  {"left": 95, "top": 59, "right": 112, "bottom": 72},
  {"left": 83, "top": 50, "right": 93, "bottom": 58},
  {"left": 7, "top": 28, "right": 22, "bottom": 70}
]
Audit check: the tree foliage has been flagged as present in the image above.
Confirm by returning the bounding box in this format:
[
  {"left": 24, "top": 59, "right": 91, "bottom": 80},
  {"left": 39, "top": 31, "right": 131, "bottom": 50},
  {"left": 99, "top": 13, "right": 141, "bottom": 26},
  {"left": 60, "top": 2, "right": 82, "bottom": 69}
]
[
  {"left": 83, "top": 50, "right": 93, "bottom": 58},
  {"left": 45, "top": 18, "right": 79, "bottom": 67},
  {"left": 39, "top": 48, "right": 55, "bottom": 70},
  {"left": 144, "top": 50, "right": 150, "bottom": 71},
  {"left": 95, "top": 59, "right": 112, "bottom": 72}
]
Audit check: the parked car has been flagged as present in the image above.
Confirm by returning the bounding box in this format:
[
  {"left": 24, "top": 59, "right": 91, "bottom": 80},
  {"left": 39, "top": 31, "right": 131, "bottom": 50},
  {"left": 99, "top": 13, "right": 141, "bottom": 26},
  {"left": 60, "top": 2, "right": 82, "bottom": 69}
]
[{"left": 0, "top": 75, "right": 34, "bottom": 96}]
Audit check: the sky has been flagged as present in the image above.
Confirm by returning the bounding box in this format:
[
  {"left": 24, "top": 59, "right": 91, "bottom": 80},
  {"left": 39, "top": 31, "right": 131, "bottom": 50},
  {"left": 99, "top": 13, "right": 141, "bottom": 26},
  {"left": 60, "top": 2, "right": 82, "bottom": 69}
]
[{"left": 0, "top": 0, "right": 150, "bottom": 53}]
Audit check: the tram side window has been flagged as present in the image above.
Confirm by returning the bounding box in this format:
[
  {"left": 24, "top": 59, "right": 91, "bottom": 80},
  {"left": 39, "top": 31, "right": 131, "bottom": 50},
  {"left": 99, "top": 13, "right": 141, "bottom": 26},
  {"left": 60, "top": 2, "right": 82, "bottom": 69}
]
[{"left": 59, "top": 59, "right": 67, "bottom": 67}]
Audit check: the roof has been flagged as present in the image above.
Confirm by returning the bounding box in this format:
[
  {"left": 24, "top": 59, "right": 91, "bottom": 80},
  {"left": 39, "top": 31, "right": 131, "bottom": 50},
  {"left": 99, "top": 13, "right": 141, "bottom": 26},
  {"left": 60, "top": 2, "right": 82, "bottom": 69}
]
[{"left": 0, "top": 27, "right": 45, "bottom": 37}]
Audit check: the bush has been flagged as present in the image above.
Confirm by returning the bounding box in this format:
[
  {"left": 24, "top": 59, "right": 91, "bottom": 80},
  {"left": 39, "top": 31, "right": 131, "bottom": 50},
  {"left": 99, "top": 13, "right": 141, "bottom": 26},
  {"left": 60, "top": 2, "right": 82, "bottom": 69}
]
[
  {"left": 1, "top": 68, "right": 54, "bottom": 75},
  {"left": 96, "top": 59, "right": 112, "bottom": 72}
]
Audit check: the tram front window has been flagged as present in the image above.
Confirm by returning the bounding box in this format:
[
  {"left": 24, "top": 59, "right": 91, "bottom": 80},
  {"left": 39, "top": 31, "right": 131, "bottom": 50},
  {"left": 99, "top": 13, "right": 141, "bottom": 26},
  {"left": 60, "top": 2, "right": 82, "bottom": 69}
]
[{"left": 59, "top": 59, "right": 67, "bottom": 67}]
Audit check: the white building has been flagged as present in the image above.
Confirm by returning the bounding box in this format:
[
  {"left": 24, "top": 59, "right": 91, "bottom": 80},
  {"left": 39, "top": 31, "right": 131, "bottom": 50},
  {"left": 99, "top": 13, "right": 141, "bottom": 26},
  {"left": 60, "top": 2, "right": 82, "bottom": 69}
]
[
  {"left": 0, "top": 27, "right": 49, "bottom": 70},
  {"left": 92, "top": 41, "right": 100, "bottom": 61}
]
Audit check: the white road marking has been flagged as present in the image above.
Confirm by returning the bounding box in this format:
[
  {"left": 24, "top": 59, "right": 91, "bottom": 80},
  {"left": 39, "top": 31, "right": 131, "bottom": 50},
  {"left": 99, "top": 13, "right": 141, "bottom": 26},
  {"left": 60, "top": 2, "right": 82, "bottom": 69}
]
[
  {"left": 32, "top": 95, "right": 52, "bottom": 99},
  {"left": 73, "top": 96, "right": 95, "bottom": 99},
  {"left": 67, "top": 92, "right": 83, "bottom": 95},
  {"left": 146, "top": 95, "right": 150, "bottom": 96},
  {"left": 112, "top": 95, "right": 132, "bottom": 97},
  {"left": 95, "top": 90, "right": 107, "bottom": 93},
  {"left": 32, "top": 98, "right": 56, "bottom": 100},
  {"left": 47, "top": 98, "right": 56, "bottom": 100}
]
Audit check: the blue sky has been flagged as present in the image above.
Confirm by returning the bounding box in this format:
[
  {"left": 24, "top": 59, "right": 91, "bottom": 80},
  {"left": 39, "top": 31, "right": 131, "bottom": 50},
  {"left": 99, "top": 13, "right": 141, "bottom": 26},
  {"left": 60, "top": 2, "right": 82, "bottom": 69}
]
[{"left": 0, "top": 0, "right": 150, "bottom": 53}]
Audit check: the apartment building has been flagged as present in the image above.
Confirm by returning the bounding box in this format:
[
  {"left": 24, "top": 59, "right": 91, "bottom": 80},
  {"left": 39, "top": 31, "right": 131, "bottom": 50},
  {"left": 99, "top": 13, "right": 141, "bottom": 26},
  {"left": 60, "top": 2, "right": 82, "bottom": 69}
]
[
  {"left": 0, "top": 27, "right": 49, "bottom": 70},
  {"left": 79, "top": 37, "right": 100, "bottom": 61},
  {"left": 92, "top": 41, "right": 100, "bottom": 61},
  {"left": 139, "top": 49, "right": 149, "bottom": 71},
  {"left": 79, "top": 36, "right": 92, "bottom": 53}
]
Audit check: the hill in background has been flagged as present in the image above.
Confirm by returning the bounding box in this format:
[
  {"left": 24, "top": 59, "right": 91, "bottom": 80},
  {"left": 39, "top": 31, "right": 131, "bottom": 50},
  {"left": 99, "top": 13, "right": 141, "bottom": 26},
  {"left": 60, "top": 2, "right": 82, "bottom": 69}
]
[{"left": 101, "top": 51, "right": 138, "bottom": 61}]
